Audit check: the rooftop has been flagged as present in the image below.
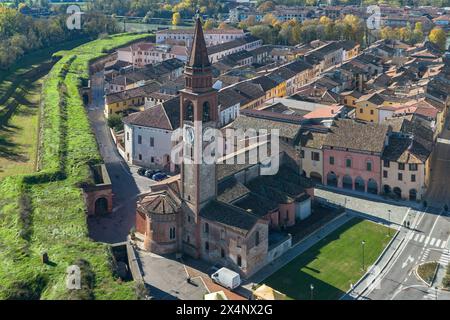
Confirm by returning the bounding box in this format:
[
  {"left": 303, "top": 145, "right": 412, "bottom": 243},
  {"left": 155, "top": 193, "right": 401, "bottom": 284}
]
[{"left": 324, "top": 119, "right": 390, "bottom": 154}]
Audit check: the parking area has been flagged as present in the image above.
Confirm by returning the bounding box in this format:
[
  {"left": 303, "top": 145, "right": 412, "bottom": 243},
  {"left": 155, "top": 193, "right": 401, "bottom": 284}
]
[{"left": 136, "top": 248, "right": 247, "bottom": 300}]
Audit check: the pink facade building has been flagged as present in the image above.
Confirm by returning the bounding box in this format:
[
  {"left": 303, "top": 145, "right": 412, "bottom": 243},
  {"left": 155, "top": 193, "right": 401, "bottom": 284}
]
[{"left": 322, "top": 120, "right": 390, "bottom": 195}]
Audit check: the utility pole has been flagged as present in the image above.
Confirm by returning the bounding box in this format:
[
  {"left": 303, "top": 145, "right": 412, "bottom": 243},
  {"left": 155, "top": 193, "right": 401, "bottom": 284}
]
[{"left": 361, "top": 240, "right": 366, "bottom": 271}]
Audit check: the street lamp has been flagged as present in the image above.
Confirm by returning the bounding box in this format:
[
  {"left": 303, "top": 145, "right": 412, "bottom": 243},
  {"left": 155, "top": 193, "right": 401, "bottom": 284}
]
[
  {"left": 361, "top": 240, "right": 366, "bottom": 271},
  {"left": 310, "top": 284, "right": 314, "bottom": 300},
  {"left": 387, "top": 209, "right": 391, "bottom": 237}
]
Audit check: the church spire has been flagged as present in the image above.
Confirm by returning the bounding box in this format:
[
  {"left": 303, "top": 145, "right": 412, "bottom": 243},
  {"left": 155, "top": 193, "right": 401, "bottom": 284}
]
[
  {"left": 184, "top": 17, "right": 213, "bottom": 93},
  {"left": 188, "top": 17, "right": 210, "bottom": 69}
]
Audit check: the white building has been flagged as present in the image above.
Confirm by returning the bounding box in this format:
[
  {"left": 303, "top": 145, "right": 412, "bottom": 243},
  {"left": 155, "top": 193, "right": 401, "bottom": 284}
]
[
  {"left": 156, "top": 28, "right": 247, "bottom": 47},
  {"left": 207, "top": 35, "right": 262, "bottom": 64},
  {"left": 123, "top": 97, "right": 180, "bottom": 171},
  {"left": 117, "top": 42, "right": 186, "bottom": 67}
]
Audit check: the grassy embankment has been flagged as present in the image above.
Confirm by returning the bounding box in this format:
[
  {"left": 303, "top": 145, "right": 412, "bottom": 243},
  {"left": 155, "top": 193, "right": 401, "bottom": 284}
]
[
  {"left": 0, "top": 33, "right": 151, "bottom": 300},
  {"left": 0, "top": 39, "right": 92, "bottom": 179}
]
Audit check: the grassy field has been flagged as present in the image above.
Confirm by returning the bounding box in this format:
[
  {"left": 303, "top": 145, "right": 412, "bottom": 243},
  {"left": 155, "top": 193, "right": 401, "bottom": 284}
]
[
  {"left": 0, "top": 79, "right": 42, "bottom": 178},
  {"left": 0, "top": 38, "right": 90, "bottom": 94},
  {"left": 0, "top": 32, "right": 151, "bottom": 300},
  {"left": 0, "top": 39, "right": 94, "bottom": 180},
  {"left": 264, "top": 218, "right": 393, "bottom": 300}
]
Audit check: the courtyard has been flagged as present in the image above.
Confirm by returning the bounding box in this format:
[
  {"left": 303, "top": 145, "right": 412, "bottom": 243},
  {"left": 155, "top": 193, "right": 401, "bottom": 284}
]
[{"left": 263, "top": 218, "right": 393, "bottom": 300}]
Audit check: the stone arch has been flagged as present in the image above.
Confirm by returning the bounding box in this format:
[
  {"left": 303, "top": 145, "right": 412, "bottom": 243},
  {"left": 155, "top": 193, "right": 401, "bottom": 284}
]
[
  {"left": 409, "top": 189, "right": 417, "bottom": 201},
  {"left": 383, "top": 184, "right": 391, "bottom": 194},
  {"left": 327, "top": 171, "right": 338, "bottom": 187},
  {"left": 342, "top": 174, "right": 353, "bottom": 190},
  {"left": 393, "top": 187, "right": 402, "bottom": 199},
  {"left": 310, "top": 171, "right": 322, "bottom": 184},
  {"left": 95, "top": 197, "right": 108, "bottom": 215},
  {"left": 367, "top": 179, "right": 378, "bottom": 194},
  {"left": 355, "top": 176, "right": 365, "bottom": 192}
]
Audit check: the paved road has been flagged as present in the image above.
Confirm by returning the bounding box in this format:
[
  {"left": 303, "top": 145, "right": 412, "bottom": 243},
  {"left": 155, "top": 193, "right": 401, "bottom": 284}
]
[
  {"left": 426, "top": 116, "right": 450, "bottom": 207},
  {"left": 316, "top": 188, "right": 450, "bottom": 300},
  {"left": 361, "top": 206, "right": 450, "bottom": 300},
  {"left": 87, "top": 72, "right": 154, "bottom": 243}
]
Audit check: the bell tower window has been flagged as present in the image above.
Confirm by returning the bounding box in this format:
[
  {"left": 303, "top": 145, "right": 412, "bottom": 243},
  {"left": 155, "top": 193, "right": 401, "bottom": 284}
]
[
  {"left": 185, "top": 102, "right": 194, "bottom": 121},
  {"left": 202, "top": 101, "right": 210, "bottom": 122}
]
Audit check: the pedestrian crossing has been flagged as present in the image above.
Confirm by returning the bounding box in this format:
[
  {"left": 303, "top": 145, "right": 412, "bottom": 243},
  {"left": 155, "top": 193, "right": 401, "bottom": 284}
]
[
  {"left": 423, "top": 290, "right": 437, "bottom": 300},
  {"left": 439, "top": 252, "right": 450, "bottom": 267},
  {"left": 421, "top": 248, "right": 430, "bottom": 262},
  {"left": 408, "top": 232, "right": 447, "bottom": 249}
]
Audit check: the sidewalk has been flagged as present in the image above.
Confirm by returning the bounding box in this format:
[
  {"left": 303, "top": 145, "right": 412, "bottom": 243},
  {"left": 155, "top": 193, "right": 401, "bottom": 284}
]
[
  {"left": 316, "top": 185, "right": 423, "bottom": 211},
  {"left": 241, "top": 212, "right": 353, "bottom": 294}
]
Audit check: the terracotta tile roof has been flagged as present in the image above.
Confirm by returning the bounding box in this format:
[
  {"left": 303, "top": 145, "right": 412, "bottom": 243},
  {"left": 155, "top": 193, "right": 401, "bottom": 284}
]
[
  {"left": 217, "top": 178, "right": 251, "bottom": 204},
  {"left": 250, "top": 76, "right": 278, "bottom": 92},
  {"left": 137, "top": 189, "right": 181, "bottom": 215},
  {"left": 303, "top": 104, "right": 343, "bottom": 119},
  {"left": 300, "top": 130, "right": 328, "bottom": 149},
  {"left": 382, "top": 136, "right": 431, "bottom": 163},
  {"left": 230, "top": 115, "right": 301, "bottom": 140},
  {"left": 200, "top": 200, "right": 260, "bottom": 233},
  {"left": 105, "top": 82, "right": 161, "bottom": 104},
  {"left": 324, "top": 119, "right": 389, "bottom": 153},
  {"left": 123, "top": 96, "right": 180, "bottom": 130}
]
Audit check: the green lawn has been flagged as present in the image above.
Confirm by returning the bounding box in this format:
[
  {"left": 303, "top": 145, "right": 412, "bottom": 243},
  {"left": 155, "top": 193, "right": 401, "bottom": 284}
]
[
  {"left": 0, "top": 79, "right": 42, "bottom": 178},
  {"left": 264, "top": 218, "right": 393, "bottom": 300}
]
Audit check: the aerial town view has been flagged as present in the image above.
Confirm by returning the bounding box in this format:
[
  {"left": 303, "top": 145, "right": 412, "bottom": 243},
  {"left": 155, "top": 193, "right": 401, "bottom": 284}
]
[{"left": 1, "top": 0, "right": 450, "bottom": 308}]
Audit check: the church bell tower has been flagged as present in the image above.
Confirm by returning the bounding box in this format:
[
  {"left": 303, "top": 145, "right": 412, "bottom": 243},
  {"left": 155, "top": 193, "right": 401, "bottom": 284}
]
[{"left": 180, "top": 17, "right": 218, "bottom": 254}]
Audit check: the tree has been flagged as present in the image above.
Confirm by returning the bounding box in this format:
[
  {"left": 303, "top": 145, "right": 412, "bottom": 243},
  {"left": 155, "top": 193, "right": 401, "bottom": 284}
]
[
  {"left": 257, "top": 1, "right": 275, "bottom": 13},
  {"left": 238, "top": 15, "right": 257, "bottom": 29},
  {"left": 249, "top": 24, "right": 278, "bottom": 44},
  {"left": 429, "top": 27, "right": 446, "bottom": 51},
  {"left": 262, "top": 13, "right": 278, "bottom": 26},
  {"left": 107, "top": 114, "right": 124, "bottom": 132},
  {"left": 172, "top": 12, "right": 181, "bottom": 26},
  {"left": 218, "top": 21, "right": 230, "bottom": 29},
  {"left": 203, "top": 18, "right": 215, "bottom": 30},
  {"left": 412, "top": 21, "right": 424, "bottom": 44}
]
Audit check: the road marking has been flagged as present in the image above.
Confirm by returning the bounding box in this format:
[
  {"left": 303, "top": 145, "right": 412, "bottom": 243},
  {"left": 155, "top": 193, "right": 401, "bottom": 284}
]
[
  {"left": 424, "top": 236, "right": 430, "bottom": 246},
  {"left": 419, "top": 234, "right": 425, "bottom": 243},
  {"left": 363, "top": 209, "right": 426, "bottom": 298},
  {"left": 441, "top": 241, "right": 447, "bottom": 249},
  {"left": 414, "top": 233, "right": 420, "bottom": 241},
  {"left": 437, "top": 137, "right": 450, "bottom": 144},
  {"left": 402, "top": 255, "right": 414, "bottom": 269},
  {"left": 435, "top": 239, "right": 440, "bottom": 247},
  {"left": 409, "top": 232, "right": 414, "bottom": 240}
]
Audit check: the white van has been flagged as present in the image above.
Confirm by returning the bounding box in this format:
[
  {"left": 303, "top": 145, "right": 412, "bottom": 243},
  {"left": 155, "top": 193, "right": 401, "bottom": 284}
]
[{"left": 211, "top": 267, "right": 241, "bottom": 290}]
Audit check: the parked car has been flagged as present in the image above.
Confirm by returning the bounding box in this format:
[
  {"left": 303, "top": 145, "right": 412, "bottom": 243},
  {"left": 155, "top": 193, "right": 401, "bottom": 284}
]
[
  {"left": 137, "top": 167, "right": 147, "bottom": 176},
  {"left": 145, "top": 169, "right": 158, "bottom": 178},
  {"left": 211, "top": 267, "right": 241, "bottom": 290},
  {"left": 152, "top": 172, "right": 168, "bottom": 181}
]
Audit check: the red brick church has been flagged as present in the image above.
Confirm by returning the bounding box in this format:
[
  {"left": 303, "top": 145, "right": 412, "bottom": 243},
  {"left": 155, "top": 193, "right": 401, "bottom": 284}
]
[{"left": 135, "top": 18, "right": 310, "bottom": 278}]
